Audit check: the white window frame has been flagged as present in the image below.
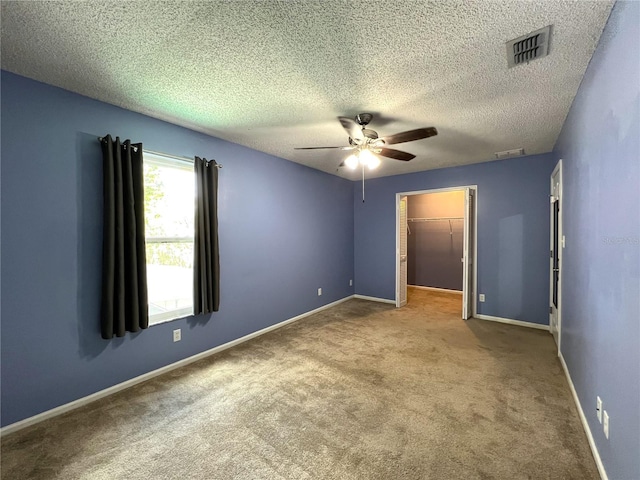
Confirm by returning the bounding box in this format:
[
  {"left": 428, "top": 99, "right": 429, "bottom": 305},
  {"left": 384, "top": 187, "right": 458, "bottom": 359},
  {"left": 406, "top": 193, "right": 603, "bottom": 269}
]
[{"left": 144, "top": 152, "right": 195, "bottom": 326}]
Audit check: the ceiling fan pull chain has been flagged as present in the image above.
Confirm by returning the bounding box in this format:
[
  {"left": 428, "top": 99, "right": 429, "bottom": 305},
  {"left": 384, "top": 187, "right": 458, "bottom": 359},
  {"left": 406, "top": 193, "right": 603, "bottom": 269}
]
[{"left": 362, "top": 163, "right": 366, "bottom": 203}]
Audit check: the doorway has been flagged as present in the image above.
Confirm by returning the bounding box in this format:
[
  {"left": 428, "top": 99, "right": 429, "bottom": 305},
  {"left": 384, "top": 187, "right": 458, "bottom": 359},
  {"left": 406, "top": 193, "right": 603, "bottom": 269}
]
[
  {"left": 550, "top": 161, "right": 563, "bottom": 349},
  {"left": 395, "top": 186, "right": 477, "bottom": 319}
]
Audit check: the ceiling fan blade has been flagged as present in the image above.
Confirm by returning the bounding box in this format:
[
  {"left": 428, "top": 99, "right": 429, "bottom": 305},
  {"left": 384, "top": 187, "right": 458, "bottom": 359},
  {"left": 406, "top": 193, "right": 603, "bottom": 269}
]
[
  {"left": 377, "top": 147, "right": 416, "bottom": 161},
  {"left": 338, "top": 117, "right": 364, "bottom": 143},
  {"left": 382, "top": 127, "right": 438, "bottom": 145}
]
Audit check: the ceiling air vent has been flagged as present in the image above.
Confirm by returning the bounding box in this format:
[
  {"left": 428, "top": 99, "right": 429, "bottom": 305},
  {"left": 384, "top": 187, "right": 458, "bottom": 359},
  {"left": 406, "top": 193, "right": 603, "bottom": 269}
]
[
  {"left": 495, "top": 148, "right": 525, "bottom": 160},
  {"left": 506, "top": 25, "right": 552, "bottom": 68}
]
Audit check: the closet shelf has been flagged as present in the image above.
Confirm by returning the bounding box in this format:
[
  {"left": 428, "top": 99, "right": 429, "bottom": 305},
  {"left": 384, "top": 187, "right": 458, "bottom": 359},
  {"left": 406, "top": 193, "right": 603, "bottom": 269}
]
[
  {"left": 407, "top": 217, "right": 463, "bottom": 236},
  {"left": 407, "top": 216, "right": 463, "bottom": 222}
]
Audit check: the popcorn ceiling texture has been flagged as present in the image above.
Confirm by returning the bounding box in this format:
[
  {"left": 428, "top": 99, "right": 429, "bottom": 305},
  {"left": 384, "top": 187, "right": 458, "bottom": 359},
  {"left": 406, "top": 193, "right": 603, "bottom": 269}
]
[{"left": 1, "top": 0, "right": 613, "bottom": 179}]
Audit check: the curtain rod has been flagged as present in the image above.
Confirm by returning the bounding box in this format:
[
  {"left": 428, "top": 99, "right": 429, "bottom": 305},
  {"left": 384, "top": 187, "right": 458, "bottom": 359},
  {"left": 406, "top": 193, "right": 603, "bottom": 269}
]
[{"left": 97, "top": 137, "right": 223, "bottom": 168}]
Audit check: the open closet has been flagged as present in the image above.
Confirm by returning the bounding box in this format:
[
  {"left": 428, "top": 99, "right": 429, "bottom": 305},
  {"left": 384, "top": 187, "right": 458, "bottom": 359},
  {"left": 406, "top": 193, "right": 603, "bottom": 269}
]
[
  {"left": 397, "top": 187, "right": 476, "bottom": 319},
  {"left": 407, "top": 191, "right": 465, "bottom": 292}
]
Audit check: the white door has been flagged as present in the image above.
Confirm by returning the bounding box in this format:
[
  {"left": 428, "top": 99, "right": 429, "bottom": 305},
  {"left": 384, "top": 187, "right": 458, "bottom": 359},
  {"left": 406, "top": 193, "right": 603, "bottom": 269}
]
[
  {"left": 550, "top": 162, "right": 562, "bottom": 347},
  {"left": 398, "top": 195, "right": 408, "bottom": 307},
  {"left": 462, "top": 188, "right": 474, "bottom": 319}
]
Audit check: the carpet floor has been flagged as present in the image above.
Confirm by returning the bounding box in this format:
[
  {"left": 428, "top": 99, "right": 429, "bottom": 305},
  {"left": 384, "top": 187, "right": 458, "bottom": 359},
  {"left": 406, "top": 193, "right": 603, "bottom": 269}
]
[{"left": 1, "top": 290, "right": 598, "bottom": 479}]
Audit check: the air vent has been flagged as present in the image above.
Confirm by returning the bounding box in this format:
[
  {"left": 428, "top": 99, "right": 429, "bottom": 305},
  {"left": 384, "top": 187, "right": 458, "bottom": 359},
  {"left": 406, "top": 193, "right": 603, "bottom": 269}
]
[
  {"left": 495, "top": 148, "right": 525, "bottom": 160},
  {"left": 506, "top": 25, "right": 552, "bottom": 68}
]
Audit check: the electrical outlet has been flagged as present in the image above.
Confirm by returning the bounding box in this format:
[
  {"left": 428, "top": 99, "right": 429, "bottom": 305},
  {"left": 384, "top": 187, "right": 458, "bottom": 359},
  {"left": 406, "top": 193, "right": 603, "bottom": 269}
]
[
  {"left": 349, "top": 279, "right": 353, "bottom": 286},
  {"left": 479, "top": 294, "right": 486, "bottom": 302},
  {"left": 603, "top": 411, "right": 610, "bottom": 439},
  {"left": 596, "top": 396, "right": 603, "bottom": 423},
  {"left": 173, "top": 329, "right": 181, "bottom": 342},
  {"left": 317, "top": 288, "right": 322, "bottom": 296}
]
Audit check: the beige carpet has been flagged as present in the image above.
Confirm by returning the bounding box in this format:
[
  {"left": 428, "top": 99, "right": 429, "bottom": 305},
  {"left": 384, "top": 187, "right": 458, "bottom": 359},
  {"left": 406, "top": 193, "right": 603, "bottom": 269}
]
[{"left": 1, "top": 290, "right": 598, "bottom": 479}]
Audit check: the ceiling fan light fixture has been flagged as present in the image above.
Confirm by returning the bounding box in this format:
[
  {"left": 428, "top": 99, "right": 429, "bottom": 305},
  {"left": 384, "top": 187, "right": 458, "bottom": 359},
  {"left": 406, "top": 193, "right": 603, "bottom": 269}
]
[
  {"left": 358, "top": 149, "right": 377, "bottom": 168},
  {"left": 366, "top": 153, "right": 381, "bottom": 170},
  {"left": 344, "top": 154, "right": 359, "bottom": 170}
]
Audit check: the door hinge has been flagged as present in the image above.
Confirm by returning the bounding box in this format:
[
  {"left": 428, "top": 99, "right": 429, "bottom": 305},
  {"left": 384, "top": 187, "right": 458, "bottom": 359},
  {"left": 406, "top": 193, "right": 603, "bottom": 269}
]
[
  {"left": 550, "top": 250, "right": 553, "bottom": 258},
  {"left": 549, "top": 306, "right": 553, "bottom": 314}
]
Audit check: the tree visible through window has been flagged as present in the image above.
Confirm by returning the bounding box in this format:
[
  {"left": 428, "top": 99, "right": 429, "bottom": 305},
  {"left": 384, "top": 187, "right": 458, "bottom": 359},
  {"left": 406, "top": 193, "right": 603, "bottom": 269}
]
[{"left": 143, "top": 154, "right": 194, "bottom": 324}]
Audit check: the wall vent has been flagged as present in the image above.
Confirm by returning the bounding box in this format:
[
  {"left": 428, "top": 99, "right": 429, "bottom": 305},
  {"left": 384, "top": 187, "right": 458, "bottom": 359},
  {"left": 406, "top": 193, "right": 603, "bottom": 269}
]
[
  {"left": 495, "top": 148, "right": 525, "bottom": 160},
  {"left": 506, "top": 25, "right": 552, "bottom": 68}
]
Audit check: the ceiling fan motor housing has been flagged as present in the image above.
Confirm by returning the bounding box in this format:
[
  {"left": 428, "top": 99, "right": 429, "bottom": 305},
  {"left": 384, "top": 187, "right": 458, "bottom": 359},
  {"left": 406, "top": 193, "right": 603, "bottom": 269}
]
[{"left": 355, "top": 113, "right": 373, "bottom": 126}]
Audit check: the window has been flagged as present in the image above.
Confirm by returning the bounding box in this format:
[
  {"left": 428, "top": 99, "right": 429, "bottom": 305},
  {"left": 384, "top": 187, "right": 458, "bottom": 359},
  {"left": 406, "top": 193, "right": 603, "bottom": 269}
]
[{"left": 143, "top": 153, "right": 194, "bottom": 325}]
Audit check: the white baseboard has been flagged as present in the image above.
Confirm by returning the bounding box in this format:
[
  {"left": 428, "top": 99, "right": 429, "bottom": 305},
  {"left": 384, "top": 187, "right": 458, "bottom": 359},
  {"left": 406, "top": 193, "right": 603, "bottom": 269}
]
[
  {"left": 474, "top": 314, "right": 550, "bottom": 331},
  {"left": 0, "top": 295, "right": 353, "bottom": 437},
  {"left": 559, "top": 352, "right": 608, "bottom": 480},
  {"left": 409, "top": 285, "right": 463, "bottom": 295},
  {"left": 353, "top": 294, "right": 396, "bottom": 305}
]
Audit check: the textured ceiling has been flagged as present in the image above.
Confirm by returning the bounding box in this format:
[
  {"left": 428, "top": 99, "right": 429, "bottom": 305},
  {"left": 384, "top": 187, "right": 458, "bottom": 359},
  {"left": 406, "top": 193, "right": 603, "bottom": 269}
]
[{"left": 1, "top": 1, "right": 614, "bottom": 179}]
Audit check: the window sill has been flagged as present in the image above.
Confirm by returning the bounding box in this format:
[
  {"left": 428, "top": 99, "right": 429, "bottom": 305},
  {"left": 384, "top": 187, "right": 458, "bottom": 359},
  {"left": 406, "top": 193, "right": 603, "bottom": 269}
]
[{"left": 149, "top": 307, "right": 193, "bottom": 327}]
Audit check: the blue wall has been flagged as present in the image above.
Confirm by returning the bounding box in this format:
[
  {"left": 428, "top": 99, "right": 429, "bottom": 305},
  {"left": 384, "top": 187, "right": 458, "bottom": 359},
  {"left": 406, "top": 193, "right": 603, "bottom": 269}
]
[
  {"left": 0, "top": 71, "right": 354, "bottom": 427},
  {"left": 553, "top": 1, "right": 640, "bottom": 478},
  {"left": 354, "top": 153, "right": 556, "bottom": 324}
]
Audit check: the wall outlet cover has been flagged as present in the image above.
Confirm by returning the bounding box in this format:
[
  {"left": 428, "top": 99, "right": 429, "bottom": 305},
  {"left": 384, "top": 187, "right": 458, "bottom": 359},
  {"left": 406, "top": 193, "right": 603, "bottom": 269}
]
[
  {"left": 479, "top": 294, "right": 486, "bottom": 302},
  {"left": 173, "top": 329, "right": 181, "bottom": 342},
  {"left": 596, "top": 396, "right": 603, "bottom": 423},
  {"left": 317, "top": 288, "right": 322, "bottom": 296},
  {"left": 603, "top": 411, "right": 610, "bottom": 439}
]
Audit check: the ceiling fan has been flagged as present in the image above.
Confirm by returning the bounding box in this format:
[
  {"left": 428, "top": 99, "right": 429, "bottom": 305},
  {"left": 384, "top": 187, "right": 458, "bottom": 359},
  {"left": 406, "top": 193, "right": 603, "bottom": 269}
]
[{"left": 295, "top": 113, "right": 438, "bottom": 169}]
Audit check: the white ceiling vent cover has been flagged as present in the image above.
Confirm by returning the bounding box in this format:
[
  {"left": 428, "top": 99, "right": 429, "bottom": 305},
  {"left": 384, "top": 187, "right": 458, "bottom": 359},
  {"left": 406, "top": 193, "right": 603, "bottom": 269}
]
[
  {"left": 495, "top": 148, "right": 525, "bottom": 159},
  {"left": 506, "top": 25, "right": 552, "bottom": 68}
]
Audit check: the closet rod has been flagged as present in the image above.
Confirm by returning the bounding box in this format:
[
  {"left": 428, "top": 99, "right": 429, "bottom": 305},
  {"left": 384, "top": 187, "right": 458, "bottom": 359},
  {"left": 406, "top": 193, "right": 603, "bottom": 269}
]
[
  {"left": 407, "top": 216, "right": 463, "bottom": 222},
  {"left": 407, "top": 216, "right": 462, "bottom": 236}
]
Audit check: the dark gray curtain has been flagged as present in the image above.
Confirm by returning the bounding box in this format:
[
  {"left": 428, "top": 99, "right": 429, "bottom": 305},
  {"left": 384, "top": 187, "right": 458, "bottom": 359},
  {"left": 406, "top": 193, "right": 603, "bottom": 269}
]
[
  {"left": 100, "top": 135, "right": 148, "bottom": 339},
  {"left": 194, "top": 156, "right": 220, "bottom": 315}
]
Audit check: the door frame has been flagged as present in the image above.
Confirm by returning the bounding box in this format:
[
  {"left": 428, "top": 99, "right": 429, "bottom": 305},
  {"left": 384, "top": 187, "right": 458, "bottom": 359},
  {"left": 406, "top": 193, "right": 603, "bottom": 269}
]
[
  {"left": 550, "top": 160, "right": 563, "bottom": 352},
  {"left": 398, "top": 195, "right": 409, "bottom": 307},
  {"left": 395, "top": 185, "right": 478, "bottom": 318}
]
